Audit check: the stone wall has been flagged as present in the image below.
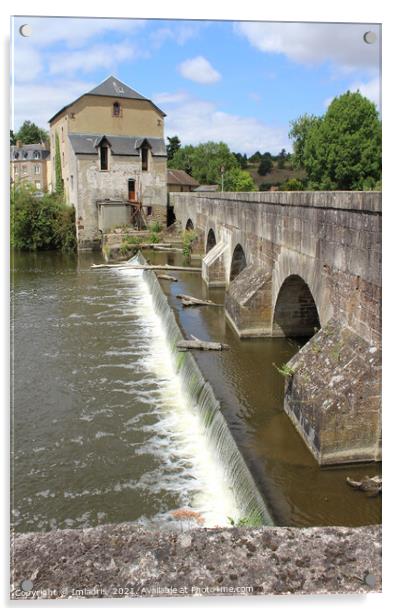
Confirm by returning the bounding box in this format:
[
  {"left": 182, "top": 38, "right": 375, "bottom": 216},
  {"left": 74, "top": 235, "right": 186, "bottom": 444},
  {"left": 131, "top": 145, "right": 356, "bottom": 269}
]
[
  {"left": 170, "top": 191, "right": 382, "bottom": 465},
  {"left": 11, "top": 523, "right": 381, "bottom": 599}
]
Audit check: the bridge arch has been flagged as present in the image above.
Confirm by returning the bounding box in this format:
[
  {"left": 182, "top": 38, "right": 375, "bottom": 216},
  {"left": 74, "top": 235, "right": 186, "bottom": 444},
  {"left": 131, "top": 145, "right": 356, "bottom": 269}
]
[
  {"left": 206, "top": 228, "right": 217, "bottom": 253},
  {"left": 273, "top": 274, "right": 320, "bottom": 338},
  {"left": 185, "top": 218, "right": 194, "bottom": 231},
  {"left": 230, "top": 243, "right": 247, "bottom": 281}
]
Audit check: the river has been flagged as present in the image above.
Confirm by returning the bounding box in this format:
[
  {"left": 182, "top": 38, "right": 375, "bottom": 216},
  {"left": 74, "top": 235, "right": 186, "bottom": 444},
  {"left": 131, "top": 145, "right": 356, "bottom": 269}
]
[{"left": 11, "top": 250, "right": 381, "bottom": 532}]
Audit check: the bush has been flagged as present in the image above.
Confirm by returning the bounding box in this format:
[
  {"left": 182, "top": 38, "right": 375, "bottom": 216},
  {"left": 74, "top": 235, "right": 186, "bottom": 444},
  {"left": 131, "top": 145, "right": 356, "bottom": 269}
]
[
  {"left": 11, "top": 183, "right": 76, "bottom": 251},
  {"left": 280, "top": 178, "right": 305, "bottom": 191},
  {"left": 150, "top": 221, "right": 162, "bottom": 233},
  {"left": 149, "top": 232, "right": 160, "bottom": 244}
]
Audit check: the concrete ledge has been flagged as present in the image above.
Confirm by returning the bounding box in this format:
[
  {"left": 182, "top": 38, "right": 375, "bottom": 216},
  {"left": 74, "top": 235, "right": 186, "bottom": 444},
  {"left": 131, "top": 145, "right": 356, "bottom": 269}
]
[
  {"left": 170, "top": 191, "right": 382, "bottom": 213},
  {"left": 11, "top": 524, "right": 381, "bottom": 599}
]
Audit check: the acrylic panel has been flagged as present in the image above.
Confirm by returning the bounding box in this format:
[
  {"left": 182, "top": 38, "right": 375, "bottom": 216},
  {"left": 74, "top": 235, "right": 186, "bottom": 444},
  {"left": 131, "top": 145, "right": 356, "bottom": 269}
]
[{"left": 10, "top": 15, "right": 381, "bottom": 600}]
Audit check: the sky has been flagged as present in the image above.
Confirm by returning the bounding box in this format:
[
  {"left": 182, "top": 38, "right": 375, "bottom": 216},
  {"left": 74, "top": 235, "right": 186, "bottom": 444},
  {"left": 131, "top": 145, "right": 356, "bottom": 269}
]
[{"left": 11, "top": 16, "right": 381, "bottom": 155}]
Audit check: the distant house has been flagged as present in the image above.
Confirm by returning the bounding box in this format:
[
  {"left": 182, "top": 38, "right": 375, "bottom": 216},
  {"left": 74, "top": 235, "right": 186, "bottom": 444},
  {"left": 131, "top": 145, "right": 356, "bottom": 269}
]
[
  {"left": 10, "top": 142, "right": 51, "bottom": 193},
  {"left": 167, "top": 169, "right": 199, "bottom": 192},
  {"left": 192, "top": 185, "right": 219, "bottom": 192},
  {"left": 48, "top": 75, "right": 167, "bottom": 250}
]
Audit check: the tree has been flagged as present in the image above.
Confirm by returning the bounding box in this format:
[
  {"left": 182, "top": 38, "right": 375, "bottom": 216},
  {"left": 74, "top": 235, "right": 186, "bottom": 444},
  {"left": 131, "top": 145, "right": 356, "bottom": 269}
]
[
  {"left": 55, "top": 132, "right": 63, "bottom": 195},
  {"left": 276, "top": 148, "right": 288, "bottom": 169},
  {"left": 166, "top": 135, "right": 181, "bottom": 160},
  {"left": 15, "top": 120, "right": 49, "bottom": 145},
  {"left": 289, "top": 114, "right": 320, "bottom": 169},
  {"left": 169, "top": 141, "right": 238, "bottom": 185},
  {"left": 289, "top": 92, "right": 381, "bottom": 190},
  {"left": 233, "top": 152, "right": 248, "bottom": 169},
  {"left": 10, "top": 130, "right": 16, "bottom": 145},
  {"left": 258, "top": 155, "right": 273, "bottom": 176},
  {"left": 249, "top": 151, "right": 262, "bottom": 164},
  {"left": 280, "top": 178, "right": 305, "bottom": 191},
  {"left": 223, "top": 168, "right": 257, "bottom": 192}
]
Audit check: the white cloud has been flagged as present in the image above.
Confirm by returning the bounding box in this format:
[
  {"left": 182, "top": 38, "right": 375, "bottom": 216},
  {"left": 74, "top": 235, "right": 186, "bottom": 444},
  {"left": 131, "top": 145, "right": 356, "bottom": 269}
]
[
  {"left": 153, "top": 91, "right": 190, "bottom": 104},
  {"left": 12, "top": 80, "right": 97, "bottom": 130},
  {"left": 150, "top": 23, "right": 201, "bottom": 49},
  {"left": 324, "top": 77, "right": 380, "bottom": 109},
  {"left": 162, "top": 94, "right": 288, "bottom": 154},
  {"left": 178, "top": 56, "right": 221, "bottom": 84},
  {"left": 13, "top": 46, "right": 43, "bottom": 82},
  {"left": 234, "top": 22, "right": 381, "bottom": 74},
  {"left": 48, "top": 41, "right": 144, "bottom": 75}
]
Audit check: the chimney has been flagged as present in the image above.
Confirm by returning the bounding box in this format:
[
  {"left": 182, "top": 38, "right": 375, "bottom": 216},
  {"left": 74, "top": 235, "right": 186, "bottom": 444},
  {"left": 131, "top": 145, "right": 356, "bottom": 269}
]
[{"left": 16, "top": 140, "right": 22, "bottom": 148}]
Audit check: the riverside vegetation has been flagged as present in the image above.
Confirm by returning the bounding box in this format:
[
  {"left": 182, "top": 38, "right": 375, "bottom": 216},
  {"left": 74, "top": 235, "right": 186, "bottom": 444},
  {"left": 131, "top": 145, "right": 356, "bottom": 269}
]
[{"left": 11, "top": 183, "right": 76, "bottom": 251}]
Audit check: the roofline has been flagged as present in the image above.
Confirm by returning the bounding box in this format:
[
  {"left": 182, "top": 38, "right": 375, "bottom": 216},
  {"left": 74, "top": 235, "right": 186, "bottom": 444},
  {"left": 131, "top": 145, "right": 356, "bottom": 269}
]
[{"left": 48, "top": 93, "right": 166, "bottom": 124}]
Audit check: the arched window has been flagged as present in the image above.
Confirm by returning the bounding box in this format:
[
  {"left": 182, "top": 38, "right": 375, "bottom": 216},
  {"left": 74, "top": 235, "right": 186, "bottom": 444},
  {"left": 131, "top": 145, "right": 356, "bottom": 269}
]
[
  {"left": 141, "top": 146, "right": 149, "bottom": 171},
  {"left": 113, "top": 102, "right": 121, "bottom": 117}
]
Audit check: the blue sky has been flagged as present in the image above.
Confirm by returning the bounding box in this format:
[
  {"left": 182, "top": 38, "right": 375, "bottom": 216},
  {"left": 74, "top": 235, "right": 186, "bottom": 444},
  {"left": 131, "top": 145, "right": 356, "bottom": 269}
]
[{"left": 11, "top": 17, "right": 381, "bottom": 154}]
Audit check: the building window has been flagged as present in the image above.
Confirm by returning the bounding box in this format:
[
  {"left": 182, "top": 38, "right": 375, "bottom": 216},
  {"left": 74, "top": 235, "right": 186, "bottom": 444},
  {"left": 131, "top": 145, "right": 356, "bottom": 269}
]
[
  {"left": 112, "top": 102, "right": 121, "bottom": 117},
  {"left": 34, "top": 165, "right": 40, "bottom": 174},
  {"left": 22, "top": 165, "right": 27, "bottom": 174},
  {"left": 15, "top": 167, "right": 19, "bottom": 175},
  {"left": 62, "top": 127, "right": 64, "bottom": 142},
  {"left": 14, "top": 152, "right": 19, "bottom": 159},
  {"left": 100, "top": 145, "right": 109, "bottom": 171},
  {"left": 33, "top": 151, "right": 40, "bottom": 159},
  {"left": 146, "top": 206, "right": 152, "bottom": 216},
  {"left": 70, "top": 175, "right": 74, "bottom": 190},
  {"left": 35, "top": 182, "right": 41, "bottom": 190},
  {"left": 141, "top": 146, "right": 148, "bottom": 171}
]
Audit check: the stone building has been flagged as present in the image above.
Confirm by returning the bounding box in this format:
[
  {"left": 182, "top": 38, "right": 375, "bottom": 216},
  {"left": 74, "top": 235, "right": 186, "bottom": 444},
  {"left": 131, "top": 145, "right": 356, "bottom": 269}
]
[
  {"left": 10, "top": 142, "right": 51, "bottom": 193},
  {"left": 48, "top": 76, "right": 167, "bottom": 249}
]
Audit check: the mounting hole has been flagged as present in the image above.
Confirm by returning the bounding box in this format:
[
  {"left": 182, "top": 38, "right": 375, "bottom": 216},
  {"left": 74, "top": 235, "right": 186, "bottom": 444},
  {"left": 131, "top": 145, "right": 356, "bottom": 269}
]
[
  {"left": 363, "top": 31, "right": 376, "bottom": 44},
  {"left": 365, "top": 573, "right": 376, "bottom": 587},
  {"left": 21, "top": 579, "right": 33, "bottom": 591},
  {"left": 19, "top": 24, "right": 32, "bottom": 37}
]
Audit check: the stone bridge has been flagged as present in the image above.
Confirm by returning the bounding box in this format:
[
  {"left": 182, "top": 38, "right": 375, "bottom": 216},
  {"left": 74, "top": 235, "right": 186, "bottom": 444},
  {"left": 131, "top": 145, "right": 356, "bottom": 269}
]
[{"left": 169, "top": 191, "right": 382, "bottom": 466}]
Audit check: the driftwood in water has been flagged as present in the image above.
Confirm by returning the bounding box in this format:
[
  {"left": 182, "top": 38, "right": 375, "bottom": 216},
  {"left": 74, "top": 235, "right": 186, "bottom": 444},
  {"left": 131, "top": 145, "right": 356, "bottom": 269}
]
[
  {"left": 346, "top": 475, "right": 381, "bottom": 496},
  {"left": 91, "top": 263, "right": 201, "bottom": 272},
  {"left": 152, "top": 246, "right": 183, "bottom": 253},
  {"left": 176, "top": 338, "right": 230, "bottom": 351},
  {"left": 156, "top": 274, "right": 178, "bottom": 282},
  {"left": 176, "top": 293, "right": 223, "bottom": 308}
]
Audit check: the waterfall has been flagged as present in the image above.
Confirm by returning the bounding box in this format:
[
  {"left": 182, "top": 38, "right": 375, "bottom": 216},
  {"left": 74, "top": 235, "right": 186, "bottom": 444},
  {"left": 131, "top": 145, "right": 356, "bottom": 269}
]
[{"left": 135, "top": 254, "right": 273, "bottom": 526}]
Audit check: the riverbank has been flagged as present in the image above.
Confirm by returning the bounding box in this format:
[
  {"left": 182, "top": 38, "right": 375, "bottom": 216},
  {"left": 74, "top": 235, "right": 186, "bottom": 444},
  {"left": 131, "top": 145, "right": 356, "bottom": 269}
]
[{"left": 11, "top": 523, "right": 381, "bottom": 598}]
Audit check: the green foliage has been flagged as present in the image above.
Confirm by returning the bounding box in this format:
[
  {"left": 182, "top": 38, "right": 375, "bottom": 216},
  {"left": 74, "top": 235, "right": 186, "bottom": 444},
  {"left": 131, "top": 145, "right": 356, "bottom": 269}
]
[
  {"left": 11, "top": 183, "right": 76, "bottom": 251},
  {"left": 166, "top": 135, "right": 181, "bottom": 160},
  {"left": 149, "top": 232, "right": 160, "bottom": 244},
  {"left": 233, "top": 152, "right": 248, "bottom": 169},
  {"left": 223, "top": 168, "right": 257, "bottom": 192},
  {"left": 272, "top": 362, "right": 295, "bottom": 377},
  {"left": 15, "top": 120, "right": 49, "bottom": 145},
  {"left": 249, "top": 150, "right": 262, "bottom": 164},
  {"left": 289, "top": 92, "right": 381, "bottom": 190},
  {"left": 10, "top": 130, "right": 16, "bottom": 145},
  {"left": 55, "top": 133, "right": 63, "bottom": 195},
  {"left": 122, "top": 235, "right": 141, "bottom": 245},
  {"left": 228, "top": 515, "right": 263, "bottom": 527},
  {"left": 119, "top": 242, "right": 131, "bottom": 256},
  {"left": 150, "top": 221, "right": 162, "bottom": 233},
  {"left": 169, "top": 141, "right": 239, "bottom": 186},
  {"left": 280, "top": 178, "right": 305, "bottom": 191},
  {"left": 182, "top": 229, "right": 197, "bottom": 260},
  {"left": 259, "top": 181, "right": 279, "bottom": 192},
  {"left": 258, "top": 155, "right": 273, "bottom": 176}
]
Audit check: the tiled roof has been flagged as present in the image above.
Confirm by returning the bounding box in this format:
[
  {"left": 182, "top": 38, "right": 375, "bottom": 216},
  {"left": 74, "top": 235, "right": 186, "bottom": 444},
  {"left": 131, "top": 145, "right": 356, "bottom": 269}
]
[
  {"left": 167, "top": 169, "right": 200, "bottom": 186},
  {"left": 49, "top": 75, "right": 166, "bottom": 123},
  {"left": 68, "top": 133, "right": 167, "bottom": 157},
  {"left": 10, "top": 144, "right": 50, "bottom": 161}
]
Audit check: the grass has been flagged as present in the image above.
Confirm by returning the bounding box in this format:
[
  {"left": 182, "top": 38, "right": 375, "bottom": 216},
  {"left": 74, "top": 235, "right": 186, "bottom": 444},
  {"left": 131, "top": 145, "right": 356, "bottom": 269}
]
[{"left": 272, "top": 362, "right": 295, "bottom": 377}]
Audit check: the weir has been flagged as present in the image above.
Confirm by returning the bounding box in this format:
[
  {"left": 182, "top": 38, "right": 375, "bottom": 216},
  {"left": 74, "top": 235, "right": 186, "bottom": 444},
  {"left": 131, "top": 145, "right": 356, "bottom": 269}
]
[{"left": 136, "top": 254, "right": 273, "bottom": 526}]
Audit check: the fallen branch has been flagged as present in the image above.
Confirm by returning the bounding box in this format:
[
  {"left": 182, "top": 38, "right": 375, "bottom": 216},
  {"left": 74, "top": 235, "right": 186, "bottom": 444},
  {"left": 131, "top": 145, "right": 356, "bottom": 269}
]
[
  {"left": 156, "top": 274, "right": 178, "bottom": 282},
  {"left": 91, "top": 263, "right": 201, "bottom": 272},
  {"left": 152, "top": 246, "right": 183, "bottom": 253},
  {"left": 176, "top": 293, "right": 223, "bottom": 308},
  {"left": 176, "top": 339, "right": 230, "bottom": 351}
]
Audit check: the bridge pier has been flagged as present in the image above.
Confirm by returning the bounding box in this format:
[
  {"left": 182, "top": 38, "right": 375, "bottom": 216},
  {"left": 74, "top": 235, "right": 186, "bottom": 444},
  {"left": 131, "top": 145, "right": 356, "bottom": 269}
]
[{"left": 172, "top": 191, "right": 382, "bottom": 466}]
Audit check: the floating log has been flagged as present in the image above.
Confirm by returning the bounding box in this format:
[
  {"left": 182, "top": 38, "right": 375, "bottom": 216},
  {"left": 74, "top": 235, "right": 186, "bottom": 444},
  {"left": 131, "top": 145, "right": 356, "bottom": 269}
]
[
  {"left": 176, "top": 339, "right": 230, "bottom": 351},
  {"left": 346, "top": 475, "right": 381, "bottom": 496},
  {"left": 176, "top": 293, "right": 223, "bottom": 308},
  {"left": 152, "top": 246, "right": 183, "bottom": 253},
  {"left": 156, "top": 274, "right": 178, "bottom": 282},
  {"left": 91, "top": 263, "right": 201, "bottom": 272}
]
